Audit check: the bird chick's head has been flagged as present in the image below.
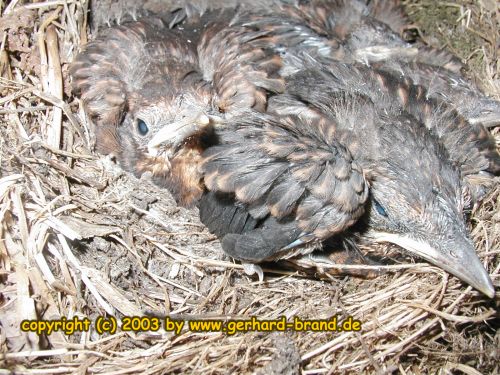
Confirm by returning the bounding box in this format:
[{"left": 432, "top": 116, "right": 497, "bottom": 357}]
[
  {"left": 115, "top": 73, "right": 216, "bottom": 206},
  {"left": 362, "top": 113, "right": 494, "bottom": 297},
  {"left": 70, "top": 18, "right": 220, "bottom": 205}
]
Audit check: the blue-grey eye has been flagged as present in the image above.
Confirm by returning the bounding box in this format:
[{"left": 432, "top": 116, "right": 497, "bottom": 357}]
[
  {"left": 373, "top": 199, "right": 388, "bottom": 217},
  {"left": 137, "top": 119, "right": 149, "bottom": 136}
]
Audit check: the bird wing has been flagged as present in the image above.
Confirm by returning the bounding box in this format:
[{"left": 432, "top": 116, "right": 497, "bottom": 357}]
[
  {"left": 70, "top": 24, "right": 132, "bottom": 153},
  {"left": 200, "top": 103, "right": 369, "bottom": 262},
  {"left": 377, "top": 60, "right": 500, "bottom": 128},
  {"left": 291, "top": 0, "right": 408, "bottom": 39},
  {"left": 291, "top": 64, "right": 500, "bottom": 178},
  {"left": 235, "top": 11, "right": 342, "bottom": 76},
  {"left": 197, "top": 18, "right": 285, "bottom": 114},
  {"left": 370, "top": 64, "right": 500, "bottom": 176}
]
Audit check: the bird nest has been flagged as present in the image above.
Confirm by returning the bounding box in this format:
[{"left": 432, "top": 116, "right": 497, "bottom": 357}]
[{"left": 1, "top": 1, "right": 498, "bottom": 373}]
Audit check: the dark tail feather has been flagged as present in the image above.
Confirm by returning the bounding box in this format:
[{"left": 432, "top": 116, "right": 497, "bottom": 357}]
[
  {"left": 221, "top": 218, "right": 303, "bottom": 262},
  {"left": 198, "top": 191, "right": 258, "bottom": 239}
]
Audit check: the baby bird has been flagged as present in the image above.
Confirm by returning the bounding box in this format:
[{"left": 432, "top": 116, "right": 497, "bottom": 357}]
[
  {"left": 193, "top": 0, "right": 499, "bottom": 293},
  {"left": 70, "top": 1, "right": 499, "bottom": 297},
  {"left": 71, "top": 10, "right": 283, "bottom": 205},
  {"left": 240, "top": 0, "right": 500, "bottom": 127},
  {"left": 199, "top": 66, "right": 497, "bottom": 298}
]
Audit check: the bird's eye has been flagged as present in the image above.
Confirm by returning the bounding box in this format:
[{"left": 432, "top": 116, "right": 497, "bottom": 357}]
[
  {"left": 373, "top": 199, "right": 388, "bottom": 217},
  {"left": 136, "top": 118, "right": 149, "bottom": 136}
]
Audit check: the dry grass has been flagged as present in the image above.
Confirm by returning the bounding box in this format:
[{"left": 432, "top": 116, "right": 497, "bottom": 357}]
[{"left": 0, "top": 1, "right": 499, "bottom": 374}]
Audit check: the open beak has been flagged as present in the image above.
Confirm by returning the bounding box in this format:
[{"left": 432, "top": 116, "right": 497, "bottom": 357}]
[
  {"left": 371, "top": 232, "right": 495, "bottom": 298},
  {"left": 147, "top": 113, "right": 213, "bottom": 157}
]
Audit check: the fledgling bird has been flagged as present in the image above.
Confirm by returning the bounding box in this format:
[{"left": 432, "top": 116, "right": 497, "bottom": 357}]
[
  {"left": 240, "top": 0, "right": 500, "bottom": 127},
  {"left": 70, "top": 10, "right": 284, "bottom": 205},
  {"left": 71, "top": 0, "right": 499, "bottom": 205},
  {"left": 338, "top": 0, "right": 500, "bottom": 127},
  {"left": 192, "top": 0, "right": 500, "bottom": 292},
  {"left": 199, "top": 66, "right": 498, "bottom": 298},
  {"left": 70, "top": 1, "right": 499, "bottom": 297}
]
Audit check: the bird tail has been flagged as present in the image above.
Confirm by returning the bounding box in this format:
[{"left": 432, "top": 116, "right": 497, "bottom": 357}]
[
  {"left": 198, "top": 191, "right": 316, "bottom": 262},
  {"left": 198, "top": 191, "right": 258, "bottom": 239}
]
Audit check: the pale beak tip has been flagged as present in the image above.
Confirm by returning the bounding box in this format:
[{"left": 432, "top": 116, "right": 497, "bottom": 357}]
[
  {"left": 147, "top": 145, "right": 159, "bottom": 157},
  {"left": 475, "top": 275, "right": 495, "bottom": 299},
  {"left": 484, "top": 287, "right": 495, "bottom": 299},
  {"left": 198, "top": 114, "right": 210, "bottom": 126}
]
